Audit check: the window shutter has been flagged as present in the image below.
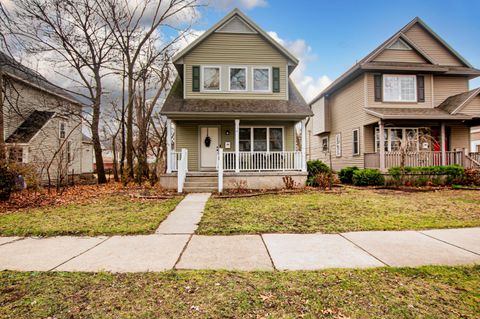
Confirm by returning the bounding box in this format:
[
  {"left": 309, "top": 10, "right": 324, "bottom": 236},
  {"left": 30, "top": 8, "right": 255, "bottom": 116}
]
[
  {"left": 192, "top": 66, "right": 200, "bottom": 92},
  {"left": 417, "top": 75, "right": 425, "bottom": 102},
  {"left": 374, "top": 74, "right": 382, "bottom": 102},
  {"left": 272, "top": 67, "right": 280, "bottom": 93}
]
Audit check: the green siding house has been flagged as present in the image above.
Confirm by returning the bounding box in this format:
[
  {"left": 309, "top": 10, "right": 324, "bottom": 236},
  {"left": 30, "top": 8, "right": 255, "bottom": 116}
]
[{"left": 160, "top": 9, "right": 312, "bottom": 192}]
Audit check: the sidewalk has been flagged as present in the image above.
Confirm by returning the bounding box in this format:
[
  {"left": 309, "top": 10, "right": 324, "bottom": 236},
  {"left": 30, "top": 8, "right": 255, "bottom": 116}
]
[{"left": 0, "top": 193, "right": 479, "bottom": 272}]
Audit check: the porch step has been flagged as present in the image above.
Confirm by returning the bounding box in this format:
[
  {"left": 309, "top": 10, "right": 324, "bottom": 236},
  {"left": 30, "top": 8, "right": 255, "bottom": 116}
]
[
  {"left": 185, "top": 177, "right": 218, "bottom": 183},
  {"left": 183, "top": 175, "right": 218, "bottom": 193},
  {"left": 183, "top": 186, "right": 218, "bottom": 193},
  {"left": 184, "top": 181, "right": 217, "bottom": 188}
]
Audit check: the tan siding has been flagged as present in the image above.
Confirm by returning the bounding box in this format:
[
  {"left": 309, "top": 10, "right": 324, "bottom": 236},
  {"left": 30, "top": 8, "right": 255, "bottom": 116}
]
[
  {"left": 460, "top": 96, "right": 480, "bottom": 116},
  {"left": 433, "top": 76, "right": 469, "bottom": 106},
  {"left": 364, "top": 126, "right": 375, "bottom": 153},
  {"left": 367, "top": 73, "right": 433, "bottom": 108},
  {"left": 184, "top": 33, "right": 288, "bottom": 100},
  {"left": 373, "top": 49, "right": 427, "bottom": 63},
  {"left": 405, "top": 24, "right": 463, "bottom": 66},
  {"left": 450, "top": 125, "right": 470, "bottom": 151}
]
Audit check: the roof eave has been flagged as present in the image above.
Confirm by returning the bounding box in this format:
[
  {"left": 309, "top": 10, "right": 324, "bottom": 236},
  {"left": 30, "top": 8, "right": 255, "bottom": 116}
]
[{"left": 161, "top": 111, "right": 312, "bottom": 120}]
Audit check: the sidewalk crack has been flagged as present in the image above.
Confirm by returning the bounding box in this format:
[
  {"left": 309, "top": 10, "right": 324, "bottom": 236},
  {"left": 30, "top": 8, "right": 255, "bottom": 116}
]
[
  {"left": 418, "top": 231, "right": 480, "bottom": 256},
  {"left": 339, "top": 233, "right": 390, "bottom": 267},
  {"left": 260, "top": 235, "right": 277, "bottom": 271},
  {"left": 173, "top": 234, "right": 193, "bottom": 270}
]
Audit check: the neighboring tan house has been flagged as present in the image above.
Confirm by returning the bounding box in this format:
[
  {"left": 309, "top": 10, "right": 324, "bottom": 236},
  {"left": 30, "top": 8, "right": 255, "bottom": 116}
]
[
  {"left": 81, "top": 134, "right": 94, "bottom": 174},
  {"left": 308, "top": 17, "right": 480, "bottom": 171},
  {"left": 1, "top": 52, "right": 88, "bottom": 184},
  {"left": 160, "top": 9, "right": 311, "bottom": 192}
]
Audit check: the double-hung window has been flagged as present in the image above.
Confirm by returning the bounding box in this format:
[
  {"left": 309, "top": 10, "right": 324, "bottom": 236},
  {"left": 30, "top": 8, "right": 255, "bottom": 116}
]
[
  {"left": 238, "top": 127, "right": 284, "bottom": 152},
  {"left": 321, "top": 136, "right": 328, "bottom": 152},
  {"left": 229, "top": 67, "right": 247, "bottom": 91},
  {"left": 335, "top": 133, "right": 342, "bottom": 157},
  {"left": 383, "top": 75, "right": 417, "bottom": 102},
  {"left": 59, "top": 122, "right": 66, "bottom": 139},
  {"left": 375, "top": 127, "right": 420, "bottom": 152},
  {"left": 252, "top": 67, "right": 271, "bottom": 92},
  {"left": 352, "top": 129, "right": 360, "bottom": 155},
  {"left": 202, "top": 66, "right": 221, "bottom": 91}
]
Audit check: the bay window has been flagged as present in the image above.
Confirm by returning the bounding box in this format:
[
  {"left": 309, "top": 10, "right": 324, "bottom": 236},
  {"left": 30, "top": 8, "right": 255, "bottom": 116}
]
[
  {"left": 229, "top": 67, "right": 247, "bottom": 91},
  {"left": 202, "top": 66, "right": 220, "bottom": 91},
  {"left": 238, "top": 127, "right": 284, "bottom": 152},
  {"left": 383, "top": 75, "right": 416, "bottom": 102}
]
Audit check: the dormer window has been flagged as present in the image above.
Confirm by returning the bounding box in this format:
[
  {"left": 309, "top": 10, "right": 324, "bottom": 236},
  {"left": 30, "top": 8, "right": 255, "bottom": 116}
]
[
  {"left": 202, "top": 66, "right": 221, "bottom": 91},
  {"left": 387, "top": 38, "right": 411, "bottom": 50},
  {"left": 383, "top": 74, "right": 417, "bottom": 102},
  {"left": 229, "top": 67, "right": 247, "bottom": 91},
  {"left": 253, "top": 67, "right": 271, "bottom": 92}
]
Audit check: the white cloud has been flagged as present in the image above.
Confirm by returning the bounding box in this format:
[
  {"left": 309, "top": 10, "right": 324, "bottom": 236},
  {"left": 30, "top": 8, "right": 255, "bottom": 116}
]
[
  {"left": 268, "top": 31, "right": 332, "bottom": 103},
  {"left": 208, "top": 0, "right": 268, "bottom": 10}
]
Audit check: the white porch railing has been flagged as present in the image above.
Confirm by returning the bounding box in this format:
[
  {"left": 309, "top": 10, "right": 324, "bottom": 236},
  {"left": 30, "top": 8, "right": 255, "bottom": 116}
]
[
  {"left": 177, "top": 148, "right": 188, "bottom": 193},
  {"left": 366, "top": 151, "right": 468, "bottom": 169},
  {"left": 217, "top": 148, "right": 223, "bottom": 193},
  {"left": 222, "top": 151, "right": 303, "bottom": 171},
  {"left": 170, "top": 151, "right": 182, "bottom": 172}
]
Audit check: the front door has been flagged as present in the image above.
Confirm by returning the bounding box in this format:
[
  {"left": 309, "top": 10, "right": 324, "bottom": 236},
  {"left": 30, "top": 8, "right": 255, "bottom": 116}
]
[{"left": 200, "top": 126, "right": 219, "bottom": 169}]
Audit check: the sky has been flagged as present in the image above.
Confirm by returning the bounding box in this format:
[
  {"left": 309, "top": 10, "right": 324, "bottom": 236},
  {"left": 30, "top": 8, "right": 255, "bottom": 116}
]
[{"left": 199, "top": 0, "right": 480, "bottom": 101}]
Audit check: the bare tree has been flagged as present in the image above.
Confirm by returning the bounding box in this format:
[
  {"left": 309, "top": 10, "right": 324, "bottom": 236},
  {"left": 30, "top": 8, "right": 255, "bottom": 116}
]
[{"left": 13, "top": 0, "right": 116, "bottom": 184}]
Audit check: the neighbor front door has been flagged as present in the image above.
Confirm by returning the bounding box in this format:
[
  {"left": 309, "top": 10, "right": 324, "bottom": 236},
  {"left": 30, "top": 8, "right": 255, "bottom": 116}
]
[{"left": 200, "top": 126, "right": 219, "bottom": 169}]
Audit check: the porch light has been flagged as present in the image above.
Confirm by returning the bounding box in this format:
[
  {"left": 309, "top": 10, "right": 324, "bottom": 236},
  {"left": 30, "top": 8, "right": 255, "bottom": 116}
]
[{"left": 225, "top": 129, "right": 230, "bottom": 136}]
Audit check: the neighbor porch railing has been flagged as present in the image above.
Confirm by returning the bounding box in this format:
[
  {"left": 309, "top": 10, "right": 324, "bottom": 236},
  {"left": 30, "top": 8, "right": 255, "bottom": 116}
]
[
  {"left": 170, "top": 151, "right": 182, "bottom": 172},
  {"left": 365, "top": 151, "right": 469, "bottom": 169},
  {"left": 177, "top": 149, "right": 188, "bottom": 193},
  {"left": 222, "top": 151, "right": 303, "bottom": 171}
]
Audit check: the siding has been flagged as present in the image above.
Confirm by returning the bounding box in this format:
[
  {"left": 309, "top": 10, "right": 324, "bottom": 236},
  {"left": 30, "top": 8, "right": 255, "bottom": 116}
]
[
  {"left": 184, "top": 33, "right": 288, "bottom": 100},
  {"left": 461, "top": 96, "right": 480, "bottom": 116},
  {"left": 433, "top": 76, "right": 469, "bottom": 106},
  {"left": 450, "top": 125, "right": 470, "bottom": 151},
  {"left": 367, "top": 73, "right": 433, "bottom": 108},
  {"left": 405, "top": 24, "right": 463, "bottom": 66},
  {"left": 373, "top": 49, "right": 427, "bottom": 63},
  {"left": 175, "top": 120, "right": 296, "bottom": 171}
]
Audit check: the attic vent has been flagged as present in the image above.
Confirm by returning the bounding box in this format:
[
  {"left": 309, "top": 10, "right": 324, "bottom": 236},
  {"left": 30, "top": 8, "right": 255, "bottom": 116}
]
[
  {"left": 387, "top": 38, "right": 411, "bottom": 50},
  {"left": 216, "top": 16, "right": 257, "bottom": 34}
]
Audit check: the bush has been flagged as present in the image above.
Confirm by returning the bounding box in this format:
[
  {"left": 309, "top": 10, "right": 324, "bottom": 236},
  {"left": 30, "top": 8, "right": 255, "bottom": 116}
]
[
  {"left": 462, "top": 168, "right": 480, "bottom": 186},
  {"left": 352, "top": 169, "right": 385, "bottom": 186},
  {"left": 338, "top": 166, "right": 359, "bottom": 184},
  {"left": 388, "top": 165, "right": 465, "bottom": 186},
  {"left": 306, "top": 160, "right": 331, "bottom": 187},
  {"left": 0, "top": 163, "right": 16, "bottom": 201}
]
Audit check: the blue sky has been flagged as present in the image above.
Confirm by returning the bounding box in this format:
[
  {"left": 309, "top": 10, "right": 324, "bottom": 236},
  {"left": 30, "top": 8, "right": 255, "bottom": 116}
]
[{"left": 198, "top": 0, "right": 480, "bottom": 100}]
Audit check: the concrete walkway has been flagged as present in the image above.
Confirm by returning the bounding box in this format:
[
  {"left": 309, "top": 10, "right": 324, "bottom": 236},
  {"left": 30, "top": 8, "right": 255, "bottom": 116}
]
[{"left": 0, "top": 195, "right": 479, "bottom": 272}]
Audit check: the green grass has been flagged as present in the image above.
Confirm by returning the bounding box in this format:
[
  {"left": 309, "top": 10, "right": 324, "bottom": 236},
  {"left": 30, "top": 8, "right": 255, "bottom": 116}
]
[
  {"left": 0, "top": 196, "right": 182, "bottom": 237},
  {"left": 197, "top": 189, "right": 480, "bottom": 234},
  {"left": 0, "top": 266, "right": 478, "bottom": 318}
]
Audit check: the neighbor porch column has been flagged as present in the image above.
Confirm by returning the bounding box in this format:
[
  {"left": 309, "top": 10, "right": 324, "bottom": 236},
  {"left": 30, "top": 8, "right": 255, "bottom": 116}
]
[
  {"left": 379, "top": 120, "right": 386, "bottom": 171},
  {"left": 166, "top": 118, "right": 172, "bottom": 173},
  {"left": 301, "top": 119, "right": 307, "bottom": 172},
  {"left": 441, "top": 122, "right": 447, "bottom": 165},
  {"left": 235, "top": 119, "right": 240, "bottom": 173}
]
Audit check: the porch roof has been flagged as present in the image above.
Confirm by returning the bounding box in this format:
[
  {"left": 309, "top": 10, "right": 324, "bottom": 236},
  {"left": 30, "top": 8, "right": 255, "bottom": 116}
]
[
  {"left": 160, "top": 78, "right": 312, "bottom": 120},
  {"left": 6, "top": 110, "right": 55, "bottom": 143},
  {"left": 364, "top": 107, "right": 472, "bottom": 120},
  {"left": 437, "top": 87, "right": 480, "bottom": 114}
]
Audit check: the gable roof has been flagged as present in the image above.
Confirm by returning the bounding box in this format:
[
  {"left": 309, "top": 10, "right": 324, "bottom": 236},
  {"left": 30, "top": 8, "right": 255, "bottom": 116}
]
[
  {"left": 172, "top": 8, "right": 299, "bottom": 66},
  {"left": 0, "top": 52, "right": 85, "bottom": 106},
  {"left": 5, "top": 110, "right": 55, "bottom": 144},
  {"left": 437, "top": 87, "right": 480, "bottom": 114},
  {"left": 160, "top": 77, "right": 312, "bottom": 119},
  {"left": 310, "top": 17, "right": 480, "bottom": 104}
]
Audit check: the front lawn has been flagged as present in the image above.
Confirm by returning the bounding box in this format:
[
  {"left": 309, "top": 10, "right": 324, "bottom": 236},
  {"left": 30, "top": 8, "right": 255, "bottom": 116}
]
[
  {"left": 0, "top": 266, "right": 478, "bottom": 318},
  {"left": 0, "top": 195, "right": 182, "bottom": 237},
  {"left": 197, "top": 188, "right": 480, "bottom": 234}
]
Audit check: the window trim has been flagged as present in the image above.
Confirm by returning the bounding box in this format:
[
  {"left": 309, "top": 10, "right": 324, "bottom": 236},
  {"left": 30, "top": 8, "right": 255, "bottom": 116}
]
[
  {"left": 252, "top": 66, "right": 271, "bottom": 92},
  {"left": 321, "top": 136, "right": 329, "bottom": 153},
  {"left": 335, "top": 133, "right": 342, "bottom": 157},
  {"left": 382, "top": 74, "right": 417, "bottom": 103},
  {"left": 386, "top": 38, "right": 411, "bottom": 51},
  {"left": 228, "top": 66, "right": 248, "bottom": 92},
  {"left": 352, "top": 128, "right": 360, "bottom": 156},
  {"left": 239, "top": 126, "right": 285, "bottom": 152},
  {"left": 201, "top": 65, "right": 222, "bottom": 92}
]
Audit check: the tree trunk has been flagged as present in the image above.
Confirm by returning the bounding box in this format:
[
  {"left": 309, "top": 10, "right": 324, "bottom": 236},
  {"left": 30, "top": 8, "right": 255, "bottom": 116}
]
[
  {"left": 126, "top": 67, "right": 134, "bottom": 180},
  {"left": 0, "top": 70, "right": 6, "bottom": 161},
  {"left": 112, "top": 134, "right": 119, "bottom": 182},
  {"left": 119, "top": 64, "right": 126, "bottom": 181},
  {"left": 92, "top": 73, "right": 107, "bottom": 184}
]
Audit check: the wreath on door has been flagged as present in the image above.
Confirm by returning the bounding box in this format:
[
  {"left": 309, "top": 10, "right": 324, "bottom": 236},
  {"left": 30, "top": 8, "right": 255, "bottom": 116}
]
[{"left": 204, "top": 128, "right": 211, "bottom": 147}]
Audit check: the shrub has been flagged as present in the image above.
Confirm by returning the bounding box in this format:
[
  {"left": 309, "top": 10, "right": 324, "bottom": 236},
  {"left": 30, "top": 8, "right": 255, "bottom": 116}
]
[
  {"left": 282, "top": 176, "right": 297, "bottom": 189},
  {"left": 0, "top": 163, "right": 17, "bottom": 200},
  {"left": 306, "top": 160, "right": 331, "bottom": 187},
  {"left": 352, "top": 169, "right": 385, "bottom": 186},
  {"left": 462, "top": 168, "right": 480, "bottom": 186},
  {"left": 314, "top": 172, "right": 332, "bottom": 190},
  {"left": 338, "top": 166, "right": 359, "bottom": 184},
  {"left": 388, "top": 165, "right": 465, "bottom": 186}
]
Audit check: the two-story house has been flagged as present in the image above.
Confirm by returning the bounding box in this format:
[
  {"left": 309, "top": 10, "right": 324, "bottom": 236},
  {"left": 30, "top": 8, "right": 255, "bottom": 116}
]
[
  {"left": 308, "top": 17, "right": 480, "bottom": 171},
  {"left": 1, "top": 52, "right": 90, "bottom": 184},
  {"left": 160, "top": 9, "right": 311, "bottom": 192}
]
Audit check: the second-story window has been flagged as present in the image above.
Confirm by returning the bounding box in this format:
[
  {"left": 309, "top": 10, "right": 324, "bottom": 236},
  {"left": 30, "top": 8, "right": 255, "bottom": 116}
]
[
  {"left": 253, "top": 67, "right": 270, "bottom": 91},
  {"left": 59, "top": 121, "right": 66, "bottom": 139},
  {"left": 383, "top": 75, "right": 417, "bottom": 102},
  {"left": 202, "top": 66, "right": 220, "bottom": 91},
  {"left": 229, "top": 67, "right": 247, "bottom": 91}
]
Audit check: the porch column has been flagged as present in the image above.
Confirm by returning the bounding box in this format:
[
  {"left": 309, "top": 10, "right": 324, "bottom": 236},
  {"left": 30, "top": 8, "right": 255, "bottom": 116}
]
[
  {"left": 301, "top": 119, "right": 307, "bottom": 172},
  {"left": 441, "top": 122, "right": 447, "bottom": 165},
  {"left": 379, "top": 120, "right": 386, "bottom": 171},
  {"left": 235, "top": 119, "right": 240, "bottom": 172},
  {"left": 166, "top": 118, "right": 172, "bottom": 173}
]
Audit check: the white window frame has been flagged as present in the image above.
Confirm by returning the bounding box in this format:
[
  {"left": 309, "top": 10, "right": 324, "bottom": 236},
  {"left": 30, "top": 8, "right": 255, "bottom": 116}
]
[
  {"left": 59, "top": 121, "right": 66, "bottom": 139},
  {"left": 239, "top": 126, "right": 285, "bottom": 152},
  {"left": 383, "top": 74, "right": 417, "bottom": 103},
  {"left": 228, "top": 66, "right": 248, "bottom": 92},
  {"left": 201, "top": 65, "right": 221, "bottom": 92},
  {"left": 321, "top": 136, "right": 329, "bottom": 152},
  {"left": 352, "top": 128, "right": 360, "bottom": 156},
  {"left": 335, "top": 133, "right": 342, "bottom": 157},
  {"left": 375, "top": 127, "right": 420, "bottom": 152},
  {"left": 252, "top": 66, "right": 271, "bottom": 92}
]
